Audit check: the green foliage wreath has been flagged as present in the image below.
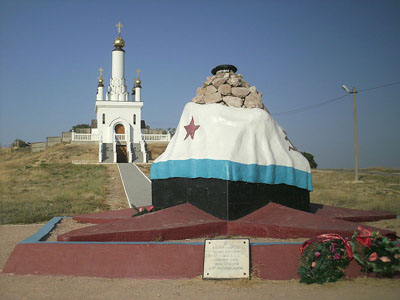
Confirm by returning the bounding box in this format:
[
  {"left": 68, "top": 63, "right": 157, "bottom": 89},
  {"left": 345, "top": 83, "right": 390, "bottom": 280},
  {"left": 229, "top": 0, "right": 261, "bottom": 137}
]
[
  {"left": 298, "top": 235, "right": 351, "bottom": 284},
  {"left": 352, "top": 226, "right": 400, "bottom": 276}
]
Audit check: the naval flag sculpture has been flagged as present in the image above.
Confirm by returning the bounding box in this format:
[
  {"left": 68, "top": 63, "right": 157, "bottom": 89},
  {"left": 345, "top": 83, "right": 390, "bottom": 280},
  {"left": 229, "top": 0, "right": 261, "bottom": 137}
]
[{"left": 151, "top": 65, "right": 312, "bottom": 220}]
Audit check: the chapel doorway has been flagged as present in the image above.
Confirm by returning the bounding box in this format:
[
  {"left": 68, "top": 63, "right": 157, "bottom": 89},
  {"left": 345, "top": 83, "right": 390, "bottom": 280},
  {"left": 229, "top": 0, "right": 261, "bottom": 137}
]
[
  {"left": 114, "top": 124, "right": 128, "bottom": 162},
  {"left": 116, "top": 145, "right": 128, "bottom": 163}
]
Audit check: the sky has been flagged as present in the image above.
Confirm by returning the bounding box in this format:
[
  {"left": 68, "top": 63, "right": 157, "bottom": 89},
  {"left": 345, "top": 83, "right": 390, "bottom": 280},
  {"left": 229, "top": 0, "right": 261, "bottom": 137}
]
[{"left": 0, "top": 0, "right": 399, "bottom": 169}]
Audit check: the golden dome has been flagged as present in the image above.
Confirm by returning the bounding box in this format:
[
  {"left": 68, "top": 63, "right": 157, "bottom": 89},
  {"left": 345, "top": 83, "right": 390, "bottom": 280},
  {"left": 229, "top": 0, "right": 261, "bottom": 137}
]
[
  {"left": 136, "top": 78, "right": 141, "bottom": 85},
  {"left": 113, "top": 36, "right": 125, "bottom": 49},
  {"left": 98, "top": 77, "right": 104, "bottom": 84}
]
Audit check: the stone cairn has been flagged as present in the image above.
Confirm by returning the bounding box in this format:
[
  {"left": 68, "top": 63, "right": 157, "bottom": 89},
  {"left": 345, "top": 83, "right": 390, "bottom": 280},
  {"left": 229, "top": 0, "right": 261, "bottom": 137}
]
[{"left": 192, "top": 64, "right": 269, "bottom": 112}]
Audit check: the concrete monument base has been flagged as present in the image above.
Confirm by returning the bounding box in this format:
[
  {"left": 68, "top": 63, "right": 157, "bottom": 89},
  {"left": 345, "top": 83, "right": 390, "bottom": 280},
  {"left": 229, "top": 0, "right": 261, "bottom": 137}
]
[{"left": 2, "top": 203, "right": 398, "bottom": 280}]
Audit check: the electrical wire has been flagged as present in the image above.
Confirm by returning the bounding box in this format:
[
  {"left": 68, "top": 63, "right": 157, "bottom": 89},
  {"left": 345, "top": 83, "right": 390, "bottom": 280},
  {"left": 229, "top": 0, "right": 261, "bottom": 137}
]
[
  {"left": 357, "top": 80, "right": 400, "bottom": 93},
  {"left": 272, "top": 80, "right": 400, "bottom": 116},
  {"left": 273, "top": 94, "right": 348, "bottom": 116}
]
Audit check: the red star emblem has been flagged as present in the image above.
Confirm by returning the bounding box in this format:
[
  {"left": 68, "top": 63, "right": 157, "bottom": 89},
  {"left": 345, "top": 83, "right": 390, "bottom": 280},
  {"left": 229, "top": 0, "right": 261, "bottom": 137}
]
[{"left": 184, "top": 116, "right": 200, "bottom": 140}]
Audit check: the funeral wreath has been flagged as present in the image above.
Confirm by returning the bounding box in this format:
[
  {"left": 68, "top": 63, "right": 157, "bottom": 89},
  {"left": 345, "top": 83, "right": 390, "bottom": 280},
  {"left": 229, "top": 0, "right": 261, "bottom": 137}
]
[
  {"left": 298, "top": 234, "right": 353, "bottom": 284},
  {"left": 351, "top": 226, "right": 400, "bottom": 277}
]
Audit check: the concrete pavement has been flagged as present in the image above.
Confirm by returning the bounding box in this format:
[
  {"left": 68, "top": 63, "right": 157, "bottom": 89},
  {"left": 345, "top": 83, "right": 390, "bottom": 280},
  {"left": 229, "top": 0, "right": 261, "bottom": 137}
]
[{"left": 118, "top": 163, "right": 152, "bottom": 208}]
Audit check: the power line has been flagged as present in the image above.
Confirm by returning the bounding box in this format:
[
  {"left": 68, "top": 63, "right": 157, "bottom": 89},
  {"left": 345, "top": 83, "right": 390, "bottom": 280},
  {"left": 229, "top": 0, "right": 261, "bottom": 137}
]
[
  {"left": 273, "top": 94, "right": 348, "bottom": 116},
  {"left": 358, "top": 80, "right": 400, "bottom": 93},
  {"left": 272, "top": 80, "right": 400, "bottom": 116}
]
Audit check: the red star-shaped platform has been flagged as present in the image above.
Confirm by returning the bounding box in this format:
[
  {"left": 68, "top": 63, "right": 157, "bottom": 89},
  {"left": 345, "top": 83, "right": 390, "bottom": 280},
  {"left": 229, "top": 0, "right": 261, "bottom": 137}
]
[{"left": 58, "top": 203, "right": 396, "bottom": 242}]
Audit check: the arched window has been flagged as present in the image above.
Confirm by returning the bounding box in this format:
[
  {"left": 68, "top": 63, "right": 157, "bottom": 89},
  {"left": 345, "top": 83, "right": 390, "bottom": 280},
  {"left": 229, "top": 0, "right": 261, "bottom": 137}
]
[
  {"left": 102, "top": 113, "right": 105, "bottom": 124},
  {"left": 133, "top": 114, "right": 136, "bottom": 125}
]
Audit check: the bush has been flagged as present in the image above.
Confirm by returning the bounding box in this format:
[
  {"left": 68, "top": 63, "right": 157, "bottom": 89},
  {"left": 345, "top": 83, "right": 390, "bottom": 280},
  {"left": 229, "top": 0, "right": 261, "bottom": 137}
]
[
  {"left": 302, "top": 152, "right": 318, "bottom": 169},
  {"left": 70, "top": 124, "right": 91, "bottom": 132}
]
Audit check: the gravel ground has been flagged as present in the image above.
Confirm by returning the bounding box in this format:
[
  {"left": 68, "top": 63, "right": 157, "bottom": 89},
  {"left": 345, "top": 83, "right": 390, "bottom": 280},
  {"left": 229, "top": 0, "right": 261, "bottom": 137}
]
[{"left": 1, "top": 224, "right": 400, "bottom": 300}]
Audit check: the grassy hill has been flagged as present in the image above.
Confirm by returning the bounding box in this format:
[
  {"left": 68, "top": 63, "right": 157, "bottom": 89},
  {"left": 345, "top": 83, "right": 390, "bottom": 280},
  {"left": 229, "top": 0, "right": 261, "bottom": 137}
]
[
  {"left": 311, "top": 169, "right": 400, "bottom": 214},
  {"left": 1, "top": 142, "right": 399, "bottom": 224},
  {"left": 0, "top": 144, "right": 108, "bottom": 224}
]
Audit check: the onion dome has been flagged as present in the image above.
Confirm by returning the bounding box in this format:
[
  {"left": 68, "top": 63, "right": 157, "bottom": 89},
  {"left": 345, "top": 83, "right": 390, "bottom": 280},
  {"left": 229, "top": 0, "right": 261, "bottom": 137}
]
[
  {"left": 135, "top": 78, "right": 142, "bottom": 88},
  {"left": 113, "top": 36, "right": 125, "bottom": 49}
]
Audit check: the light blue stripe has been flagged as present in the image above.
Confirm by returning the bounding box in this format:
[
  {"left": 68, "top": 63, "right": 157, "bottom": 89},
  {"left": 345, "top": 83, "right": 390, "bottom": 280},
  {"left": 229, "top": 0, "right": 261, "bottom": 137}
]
[
  {"left": 150, "top": 159, "right": 313, "bottom": 191},
  {"left": 20, "top": 217, "right": 66, "bottom": 244}
]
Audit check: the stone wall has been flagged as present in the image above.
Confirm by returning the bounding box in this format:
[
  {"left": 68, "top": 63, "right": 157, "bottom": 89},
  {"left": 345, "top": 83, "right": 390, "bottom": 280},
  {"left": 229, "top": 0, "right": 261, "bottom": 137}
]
[
  {"left": 46, "top": 136, "right": 62, "bottom": 147},
  {"left": 62, "top": 132, "right": 72, "bottom": 143},
  {"left": 75, "top": 128, "right": 91, "bottom": 134},
  {"left": 30, "top": 142, "right": 46, "bottom": 153}
]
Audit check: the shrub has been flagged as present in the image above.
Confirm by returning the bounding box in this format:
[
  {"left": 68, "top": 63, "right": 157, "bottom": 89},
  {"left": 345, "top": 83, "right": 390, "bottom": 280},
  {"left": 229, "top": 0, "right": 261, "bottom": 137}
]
[{"left": 302, "top": 152, "right": 318, "bottom": 169}]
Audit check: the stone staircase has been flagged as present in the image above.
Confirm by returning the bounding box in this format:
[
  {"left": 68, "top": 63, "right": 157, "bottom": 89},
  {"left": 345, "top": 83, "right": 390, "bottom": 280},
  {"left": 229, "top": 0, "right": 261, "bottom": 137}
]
[{"left": 100, "top": 142, "right": 146, "bottom": 163}]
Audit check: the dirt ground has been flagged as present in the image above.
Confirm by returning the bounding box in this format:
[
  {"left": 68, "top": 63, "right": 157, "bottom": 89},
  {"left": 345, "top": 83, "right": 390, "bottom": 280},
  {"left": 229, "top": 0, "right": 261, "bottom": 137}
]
[
  {"left": 104, "top": 164, "right": 130, "bottom": 210},
  {"left": 1, "top": 224, "right": 400, "bottom": 300}
]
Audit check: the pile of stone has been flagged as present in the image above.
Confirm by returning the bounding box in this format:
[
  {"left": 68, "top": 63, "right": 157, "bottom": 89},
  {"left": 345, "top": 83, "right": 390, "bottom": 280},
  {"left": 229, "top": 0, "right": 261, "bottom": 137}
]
[{"left": 192, "top": 66, "right": 268, "bottom": 112}]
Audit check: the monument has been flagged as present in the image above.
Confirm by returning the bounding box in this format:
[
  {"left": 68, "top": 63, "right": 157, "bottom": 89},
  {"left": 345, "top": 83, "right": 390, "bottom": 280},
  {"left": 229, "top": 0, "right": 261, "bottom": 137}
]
[
  {"left": 150, "top": 65, "right": 312, "bottom": 220},
  {"left": 3, "top": 62, "right": 397, "bottom": 280}
]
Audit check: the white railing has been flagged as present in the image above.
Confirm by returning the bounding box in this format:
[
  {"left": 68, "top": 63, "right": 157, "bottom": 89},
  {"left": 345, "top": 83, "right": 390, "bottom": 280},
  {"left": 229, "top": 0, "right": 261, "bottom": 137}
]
[
  {"left": 114, "top": 134, "right": 127, "bottom": 142},
  {"left": 72, "top": 132, "right": 101, "bottom": 141},
  {"left": 142, "top": 133, "right": 171, "bottom": 142}
]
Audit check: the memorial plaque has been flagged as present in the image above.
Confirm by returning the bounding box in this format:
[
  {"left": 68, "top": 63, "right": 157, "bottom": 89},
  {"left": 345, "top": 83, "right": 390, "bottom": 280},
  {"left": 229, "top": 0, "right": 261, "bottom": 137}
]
[{"left": 203, "top": 239, "right": 250, "bottom": 279}]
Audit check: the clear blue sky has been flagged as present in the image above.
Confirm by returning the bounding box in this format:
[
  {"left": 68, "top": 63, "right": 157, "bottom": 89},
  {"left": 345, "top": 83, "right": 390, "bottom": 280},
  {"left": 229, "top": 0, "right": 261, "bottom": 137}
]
[{"left": 0, "top": 0, "right": 399, "bottom": 169}]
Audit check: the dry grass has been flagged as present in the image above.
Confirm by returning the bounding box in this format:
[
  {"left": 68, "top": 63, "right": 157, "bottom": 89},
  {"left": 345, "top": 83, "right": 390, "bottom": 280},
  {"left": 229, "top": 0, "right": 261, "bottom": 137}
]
[
  {"left": 146, "top": 143, "right": 168, "bottom": 162},
  {"left": 136, "top": 163, "right": 151, "bottom": 178},
  {"left": 0, "top": 144, "right": 108, "bottom": 224},
  {"left": 1, "top": 142, "right": 399, "bottom": 224},
  {"left": 361, "top": 167, "right": 400, "bottom": 173},
  {"left": 310, "top": 169, "right": 400, "bottom": 214}
]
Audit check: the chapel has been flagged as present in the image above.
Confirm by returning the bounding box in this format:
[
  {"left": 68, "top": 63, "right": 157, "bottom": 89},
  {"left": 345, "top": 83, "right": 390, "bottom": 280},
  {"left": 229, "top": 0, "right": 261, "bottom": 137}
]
[{"left": 91, "top": 22, "right": 147, "bottom": 163}]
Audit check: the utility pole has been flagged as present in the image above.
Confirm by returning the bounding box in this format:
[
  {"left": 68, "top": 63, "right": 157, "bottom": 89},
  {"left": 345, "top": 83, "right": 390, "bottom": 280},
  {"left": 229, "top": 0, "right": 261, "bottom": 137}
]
[{"left": 342, "top": 85, "right": 359, "bottom": 181}]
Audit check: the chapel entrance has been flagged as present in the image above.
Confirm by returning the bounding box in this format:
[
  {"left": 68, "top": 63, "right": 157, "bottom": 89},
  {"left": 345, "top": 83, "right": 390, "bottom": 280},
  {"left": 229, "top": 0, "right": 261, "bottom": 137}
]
[
  {"left": 114, "top": 124, "right": 128, "bottom": 162},
  {"left": 116, "top": 145, "right": 128, "bottom": 163}
]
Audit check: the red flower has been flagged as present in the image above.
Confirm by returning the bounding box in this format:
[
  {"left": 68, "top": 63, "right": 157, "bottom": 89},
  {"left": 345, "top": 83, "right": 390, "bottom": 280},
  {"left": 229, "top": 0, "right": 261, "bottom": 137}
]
[
  {"left": 311, "top": 262, "right": 316, "bottom": 268},
  {"left": 147, "top": 205, "right": 154, "bottom": 212},
  {"left": 333, "top": 253, "right": 341, "bottom": 260},
  {"left": 355, "top": 226, "right": 372, "bottom": 247},
  {"left": 394, "top": 254, "right": 399, "bottom": 259},
  {"left": 368, "top": 252, "right": 378, "bottom": 262},
  {"left": 314, "top": 251, "right": 321, "bottom": 258}
]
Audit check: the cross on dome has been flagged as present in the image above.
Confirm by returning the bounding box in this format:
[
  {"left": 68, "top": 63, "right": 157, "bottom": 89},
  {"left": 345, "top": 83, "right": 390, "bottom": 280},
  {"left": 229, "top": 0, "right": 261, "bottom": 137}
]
[
  {"left": 115, "top": 22, "right": 123, "bottom": 36},
  {"left": 98, "top": 68, "right": 104, "bottom": 78}
]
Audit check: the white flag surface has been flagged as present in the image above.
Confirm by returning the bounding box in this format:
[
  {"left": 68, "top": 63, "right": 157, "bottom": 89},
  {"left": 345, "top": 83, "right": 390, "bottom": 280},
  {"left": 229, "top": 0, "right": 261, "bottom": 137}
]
[{"left": 150, "top": 103, "right": 312, "bottom": 191}]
